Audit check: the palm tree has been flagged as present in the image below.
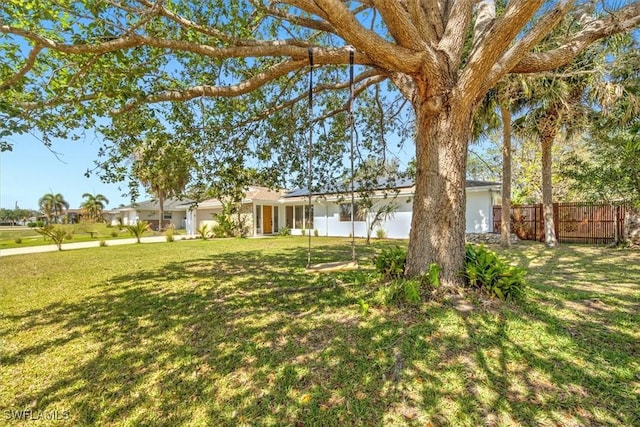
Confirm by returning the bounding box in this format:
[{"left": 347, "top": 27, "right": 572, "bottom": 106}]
[
  {"left": 38, "top": 193, "right": 69, "bottom": 223},
  {"left": 80, "top": 193, "right": 110, "bottom": 222},
  {"left": 133, "top": 137, "right": 193, "bottom": 231}
]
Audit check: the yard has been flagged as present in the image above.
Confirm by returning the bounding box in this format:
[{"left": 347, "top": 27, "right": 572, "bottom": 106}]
[{"left": 1, "top": 238, "right": 638, "bottom": 426}]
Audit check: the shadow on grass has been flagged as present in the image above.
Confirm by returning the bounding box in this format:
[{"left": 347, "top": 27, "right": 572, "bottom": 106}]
[{"left": 2, "top": 240, "right": 638, "bottom": 425}]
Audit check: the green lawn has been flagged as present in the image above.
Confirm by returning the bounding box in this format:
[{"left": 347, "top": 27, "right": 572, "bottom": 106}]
[
  {"left": 0, "top": 225, "right": 163, "bottom": 249},
  {"left": 1, "top": 238, "right": 638, "bottom": 426}
]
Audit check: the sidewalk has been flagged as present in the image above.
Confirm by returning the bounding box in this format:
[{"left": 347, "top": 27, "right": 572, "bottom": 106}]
[{"left": 0, "top": 235, "right": 191, "bottom": 257}]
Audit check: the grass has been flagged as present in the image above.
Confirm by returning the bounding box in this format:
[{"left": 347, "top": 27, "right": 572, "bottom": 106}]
[
  {"left": 1, "top": 238, "right": 638, "bottom": 426},
  {"left": 0, "top": 224, "right": 166, "bottom": 249}
]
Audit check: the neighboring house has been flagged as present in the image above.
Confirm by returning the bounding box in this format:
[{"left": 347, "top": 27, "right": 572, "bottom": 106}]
[
  {"left": 117, "top": 198, "right": 192, "bottom": 231},
  {"left": 180, "top": 181, "right": 500, "bottom": 238}
]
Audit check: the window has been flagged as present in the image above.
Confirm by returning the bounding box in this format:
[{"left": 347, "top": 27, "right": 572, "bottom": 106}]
[
  {"left": 285, "top": 205, "right": 311, "bottom": 229},
  {"left": 294, "top": 206, "right": 303, "bottom": 229},
  {"left": 255, "top": 205, "right": 261, "bottom": 232},
  {"left": 163, "top": 212, "right": 172, "bottom": 220},
  {"left": 273, "top": 206, "right": 279, "bottom": 232},
  {"left": 340, "top": 203, "right": 365, "bottom": 222},
  {"left": 305, "top": 205, "right": 314, "bottom": 229}
]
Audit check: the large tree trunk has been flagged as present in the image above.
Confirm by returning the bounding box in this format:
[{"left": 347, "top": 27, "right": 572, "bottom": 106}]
[
  {"left": 405, "top": 96, "right": 471, "bottom": 288},
  {"left": 540, "top": 137, "right": 557, "bottom": 247},
  {"left": 500, "top": 103, "right": 512, "bottom": 247}
]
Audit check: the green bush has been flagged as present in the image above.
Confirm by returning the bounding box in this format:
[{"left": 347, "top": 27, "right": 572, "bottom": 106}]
[
  {"left": 125, "top": 221, "right": 150, "bottom": 243},
  {"left": 196, "top": 224, "right": 211, "bottom": 240},
  {"left": 99, "top": 239, "right": 107, "bottom": 247},
  {"left": 14, "top": 237, "right": 22, "bottom": 244},
  {"left": 463, "top": 244, "right": 526, "bottom": 300},
  {"left": 374, "top": 279, "right": 421, "bottom": 305},
  {"left": 313, "top": 228, "right": 319, "bottom": 237},
  {"left": 375, "top": 228, "right": 386, "bottom": 240},
  {"left": 277, "top": 226, "right": 291, "bottom": 237},
  {"left": 373, "top": 246, "right": 406, "bottom": 280},
  {"left": 65, "top": 232, "right": 74, "bottom": 240},
  {"left": 165, "top": 224, "right": 176, "bottom": 242},
  {"left": 110, "top": 231, "right": 119, "bottom": 238}
]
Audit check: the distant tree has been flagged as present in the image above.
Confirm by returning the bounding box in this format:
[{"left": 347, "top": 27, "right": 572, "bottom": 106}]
[
  {"left": 38, "top": 193, "right": 69, "bottom": 224},
  {"left": 562, "top": 42, "right": 640, "bottom": 245},
  {"left": 80, "top": 193, "right": 110, "bottom": 223}
]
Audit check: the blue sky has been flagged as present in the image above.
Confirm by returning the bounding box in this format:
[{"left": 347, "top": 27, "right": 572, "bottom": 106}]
[{"left": 0, "top": 133, "right": 144, "bottom": 210}]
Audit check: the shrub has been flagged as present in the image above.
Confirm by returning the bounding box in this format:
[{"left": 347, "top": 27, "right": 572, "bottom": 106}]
[
  {"left": 373, "top": 246, "right": 406, "bottom": 280},
  {"left": 374, "top": 279, "right": 421, "bottom": 305},
  {"left": 301, "top": 228, "right": 306, "bottom": 236},
  {"left": 65, "top": 232, "right": 74, "bottom": 240},
  {"left": 110, "top": 231, "right": 119, "bottom": 238},
  {"left": 212, "top": 213, "right": 240, "bottom": 238},
  {"left": 99, "top": 239, "right": 107, "bottom": 247},
  {"left": 463, "top": 244, "right": 526, "bottom": 300},
  {"left": 277, "top": 226, "right": 291, "bottom": 237},
  {"left": 125, "top": 221, "right": 150, "bottom": 243},
  {"left": 27, "top": 222, "right": 36, "bottom": 228},
  {"left": 165, "top": 224, "right": 176, "bottom": 242},
  {"left": 375, "top": 228, "right": 386, "bottom": 240},
  {"left": 196, "top": 224, "right": 211, "bottom": 240},
  {"left": 14, "top": 237, "right": 22, "bottom": 244},
  {"left": 35, "top": 225, "right": 67, "bottom": 251},
  {"left": 314, "top": 228, "right": 319, "bottom": 237}
]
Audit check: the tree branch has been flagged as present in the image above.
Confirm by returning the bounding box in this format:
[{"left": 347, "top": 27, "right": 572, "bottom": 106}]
[
  {"left": 372, "top": 0, "right": 424, "bottom": 50},
  {"left": 437, "top": 0, "right": 474, "bottom": 71},
  {"left": 480, "top": 2, "right": 573, "bottom": 96},
  {"left": 511, "top": 2, "right": 640, "bottom": 73},
  {"left": 459, "top": 0, "right": 545, "bottom": 98},
  {"left": 0, "top": 44, "right": 44, "bottom": 90},
  {"left": 295, "top": 0, "right": 430, "bottom": 73}
]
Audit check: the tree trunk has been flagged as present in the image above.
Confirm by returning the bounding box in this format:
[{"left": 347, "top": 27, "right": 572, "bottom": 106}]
[
  {"left": 540, "top": 137, "right": 557, "bottom": 247},
  {"left": 500, "top": 103, "right": 512, "bottom": 247},
  {"left": 158, "top": 193, "right": 165, "bottom": 232},
  {"left": 624, "top": 206, "right": 640, "bottom": 247},
  {"left": 405, "top": 97, "right": 470, "bottom": 288}
]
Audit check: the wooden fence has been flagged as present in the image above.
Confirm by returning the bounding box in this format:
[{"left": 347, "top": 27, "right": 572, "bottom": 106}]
[{"left": 493, "top": 202, "right": 629, "bottom": 244}]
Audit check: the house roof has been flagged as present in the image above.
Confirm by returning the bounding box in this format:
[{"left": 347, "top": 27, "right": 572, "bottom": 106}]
[
  {"left": 119, "top": 198, "right": 193, "bottom": 211},
  {"left": 180, "top": 186, "right": 285, "bottom": 208},
  {"left": 284, "top": 178, "right": 499, "bottom": 198}
]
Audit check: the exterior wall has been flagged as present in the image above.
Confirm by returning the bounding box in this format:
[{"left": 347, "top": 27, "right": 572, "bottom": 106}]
[
  {"left": 311, "top": 196, "right": 413, "bottom": 239},
  {"left": 135, "top": 209, "right": 185, "bottom": 229},
  {"left": 299, "top": 189, "right": 496, "bottom": 238},
  {"left": 465, "top": 190, "right": 495, "bottom": 233},
  {"left": 195, "top": 208, "right": 223, "bottom": 230}
]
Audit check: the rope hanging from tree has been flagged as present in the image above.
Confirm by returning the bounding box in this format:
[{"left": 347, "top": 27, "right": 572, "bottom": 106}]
[{"left": 305, "top": 47, "right": 359, "bottom": 272}]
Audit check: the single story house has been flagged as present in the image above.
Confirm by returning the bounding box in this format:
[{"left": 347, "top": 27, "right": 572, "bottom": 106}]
[
  {"left": 115, "top": 198, "right": 192, "bottom": 230},
  {"left": 165, "top": 180, "right": 499, "bottom": 238}
]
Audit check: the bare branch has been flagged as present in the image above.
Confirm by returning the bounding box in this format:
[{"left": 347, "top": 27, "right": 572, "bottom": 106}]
[
  {"left": 372, "top": 0, "right": 424, "bottom": 49},
  {"left": 480, "top": 2, "right": 573, "bottom": 95},
  {"left": 437, "top": 0, "right": 474, "bottom": 70},
  {"left": 459, "top": 0, "right": 545, "bottom": 97},
  {"left": 296, "top": 0, "right": 430, "bottom": 73}
]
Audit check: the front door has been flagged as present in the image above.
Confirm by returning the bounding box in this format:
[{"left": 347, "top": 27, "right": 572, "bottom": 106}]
[{"left": 263, "top": 206, "right": 273, "bottom": 234}]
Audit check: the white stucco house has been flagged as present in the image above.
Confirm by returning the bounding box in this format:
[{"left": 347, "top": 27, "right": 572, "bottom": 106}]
[
  {"left": 113, "top": 198, "right": 192, "bottom": 230},
  {"left": 155, "top": 180, "right": 500, "bottom": 238}
]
